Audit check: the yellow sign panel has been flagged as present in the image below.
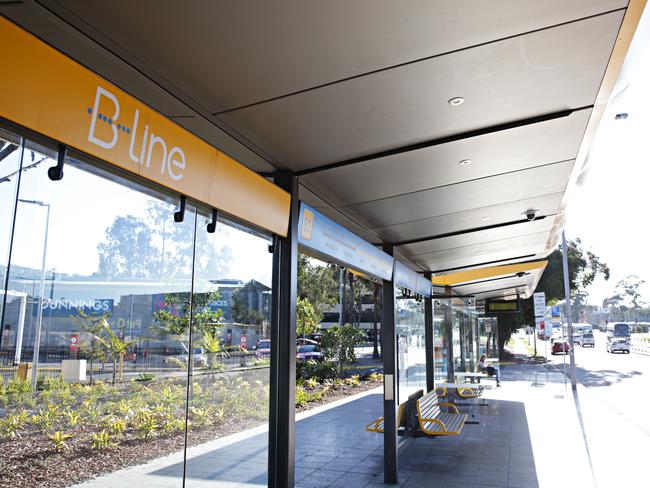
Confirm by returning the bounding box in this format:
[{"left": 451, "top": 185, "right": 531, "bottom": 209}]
[{"left": 0, "top": 17, "right": 290, "bottom": 237}]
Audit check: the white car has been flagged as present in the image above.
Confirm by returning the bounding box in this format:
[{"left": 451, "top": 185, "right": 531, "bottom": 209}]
[
  {"left": 579, "top": 332, "right": 595, "bottom": 348},
  {"left": 606, "top": 338, "right": 630, "bottom": 354}
]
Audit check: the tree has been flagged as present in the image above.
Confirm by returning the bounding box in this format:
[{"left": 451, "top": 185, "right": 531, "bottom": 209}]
[
  {"left": 95, "top": 323, "right": 137, "bottom": 384},
  {"left": 603, "top": 275, "right": 645, "bottom": 321},
  {"left": 297, "top": 255, "right": 338, "bottom": 312},
  {"left": 153, "top": 291, "right": 224, "bottom": 356},
  {"left": 74, "top": 311, "right": 110, "bottom": 385},
  {"left": 320, "top": 323, "right": 366, "bottom": 374},
  {"left": 495, "top": 239, "right": 609, "bottom": 356},
  {"left": 95, "top": 200, "right": 231, "bottom": 280},
  {"left": 297, "top": 298, "right": 321, "bottom": 337},
  {"left": 96, "top": 215, "right": 160, "bottom": 279},
  {"left": 231, "top": 282, "right": 267, "bottom": 325}
]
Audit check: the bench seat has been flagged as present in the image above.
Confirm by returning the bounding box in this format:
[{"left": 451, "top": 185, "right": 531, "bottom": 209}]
[{"left": 417, "top": 390, "right": 467, "bottom": 436}]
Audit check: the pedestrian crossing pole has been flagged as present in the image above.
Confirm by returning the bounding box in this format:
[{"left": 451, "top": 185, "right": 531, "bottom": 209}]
[{"left": 561, "top": 230, "right": 577, "bottom": 390}]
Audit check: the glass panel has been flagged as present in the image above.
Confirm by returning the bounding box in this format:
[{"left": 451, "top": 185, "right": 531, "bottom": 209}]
[
  {"left": 396, "top": 290, "right": 425, "bottom": 403},
  {"left": 1, "top": 138, "right": 195, "bottom": 486},
  {"left": 0, "top": 128, "right": 22, "bottom": 361},
  {"left": 185, "top": 212, "right": 272, "bottom": 486},
  {"left": 433, "top": 299, "right": 450, "bottom": 383}
]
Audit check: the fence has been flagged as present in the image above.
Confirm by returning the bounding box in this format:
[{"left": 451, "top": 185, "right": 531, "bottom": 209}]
[
  {"left": 630, "top": 336, "right": 650, "bottom": 356},
  {"left": 0, "top": 348, "right": 260, "bottom": 384}
]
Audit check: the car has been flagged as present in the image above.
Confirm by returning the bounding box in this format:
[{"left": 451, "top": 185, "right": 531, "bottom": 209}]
[
  {"left": 296, "top": 344, "right": 323, "bottom": 362},
  {"left": 606, "top": 338, "right": 630, "bottom": 354},
  {"left": 579, "top": 332, "right": 595, "bottom": 348},
  {"left": 296, "top": 338, "right": 319, "bottom": 347},
  {"left": 170, "top": 346, "right": 207, "bottom": 367},
  {"left": 571, "top": 332, "right": 581, "bottom": 344},
  {"left": 551, "top": 339, "right": 570, "bottom": 355},
  {"left": 255, "top": 339, "right": 271, "bottom": 359}
]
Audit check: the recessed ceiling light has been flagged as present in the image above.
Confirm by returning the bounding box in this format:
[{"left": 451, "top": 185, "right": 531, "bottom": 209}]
[
  {"left": 459, "top": 159, "right": 472, "bottom": 166},
  {"left": 448, "top": 97, "right": 464, "bottom": 106}
]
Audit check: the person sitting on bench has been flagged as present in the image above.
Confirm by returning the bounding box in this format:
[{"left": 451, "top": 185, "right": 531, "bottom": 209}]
[{"left": 477, "top": 354, "right": 501, "bottom": 387}]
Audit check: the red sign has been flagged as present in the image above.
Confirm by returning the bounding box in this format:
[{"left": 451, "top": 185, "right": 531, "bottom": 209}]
[
  {"left": 69, "top": 334, "right": 79, "bottom": 352},
  {"left": 239, "top": 335, "right": 248, "bottom": 350}
]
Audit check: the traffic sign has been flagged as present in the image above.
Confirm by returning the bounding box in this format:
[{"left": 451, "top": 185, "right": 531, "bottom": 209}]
[
  {"left": 551, "top": 305, "right": 561, "bottom": 317},
  {"left": 533, "top": 292, "right": 546, "bottom": 317},
  {"left": 69, "top": 334, "right": 79, "bottom": 352}
]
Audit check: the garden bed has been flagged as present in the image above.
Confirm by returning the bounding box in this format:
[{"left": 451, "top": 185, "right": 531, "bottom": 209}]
[{"left": 0, "top": 369, "right": 382, "bottom": 487}]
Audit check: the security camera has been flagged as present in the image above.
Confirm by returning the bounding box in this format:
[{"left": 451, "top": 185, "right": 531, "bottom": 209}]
[{"left": 523, "top": 209, "right": 539, "bottom": 222}]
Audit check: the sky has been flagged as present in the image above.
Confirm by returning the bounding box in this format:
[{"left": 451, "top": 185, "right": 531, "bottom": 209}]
[{"left": 565, "top": 21, "right": 650, "bottom": 306}]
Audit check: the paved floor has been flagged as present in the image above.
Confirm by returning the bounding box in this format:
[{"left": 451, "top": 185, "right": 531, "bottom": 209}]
[{"left": 74, "top": 357, "right": 644, "bottom": 488}]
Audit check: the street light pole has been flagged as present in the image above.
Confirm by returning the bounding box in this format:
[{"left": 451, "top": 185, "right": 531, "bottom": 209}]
[
  {"left": 561, "top": 231, "right": 577, "bottom": 390},
  {"left": 18, "top": 199, "right": 50, "bottom": 388}
]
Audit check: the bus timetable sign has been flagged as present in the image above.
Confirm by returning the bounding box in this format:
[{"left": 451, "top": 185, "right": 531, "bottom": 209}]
[{"left": 533, "top": 292, "right": 546, "bottom": 317}]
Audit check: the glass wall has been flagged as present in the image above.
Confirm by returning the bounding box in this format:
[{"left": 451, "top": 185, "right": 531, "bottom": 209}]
[
  {"left": 478, "top": 316, "right": 499, "bottom": 359},
  {"left": 433, "top": 299, "right": 450, "bottom": 383},
  {"left": 396, "top": 290, "right": 425, "bottom": 403},
  {"left": 0, "top": 125, "right": 272, "bottom": 486}
]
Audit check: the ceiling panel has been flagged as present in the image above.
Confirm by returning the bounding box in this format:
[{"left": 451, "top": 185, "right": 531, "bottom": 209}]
[
  {"left": 301, "top": 109, "right": 591, "bottom": 206},
  {"left": 373, "top": 193, "right": 564, "bottom": 243},
  {"left": 398, "top": 218, "right": 555, "bottom": 256},
  {"left": 219, "top": 12, "right": 623, "bottom": 168},
  {"left": 54, "top": 0, "right": 626, "bottom": 113},
  {"left": 345, "top": 160, "right": 573, "bottom": 229},
  {"left": 411, "top": 232, "right": 549, "bottom": 271}
]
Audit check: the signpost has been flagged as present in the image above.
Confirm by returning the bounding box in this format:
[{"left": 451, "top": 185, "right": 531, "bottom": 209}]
[{"left": 533, "top": 292, "right": 548, "bottom": 381}]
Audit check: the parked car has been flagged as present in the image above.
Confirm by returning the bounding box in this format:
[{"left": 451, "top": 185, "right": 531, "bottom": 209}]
[
  {"left": 579, "top": 332, "right": 595, "bottom": 348},
  {"left": 296, "top": 344, "right": 323, "bottom": 362},
  {"left": 606, "top": 338, "right": 630, "bottom": 354},
  {"left": 296, "top": 338, "right": 319, "bottom": 347},
  {"left": 571, "top": 332, "right": 581, "bottom": 344},
  {"left": 551, "top": 339, "right": 570, "bottom": 355},
  {"left": 255, "top": 339, "right": 271, "bottom": 359},
  {"left": 170, "top": 346, "right": 207, "bottom": 367}
]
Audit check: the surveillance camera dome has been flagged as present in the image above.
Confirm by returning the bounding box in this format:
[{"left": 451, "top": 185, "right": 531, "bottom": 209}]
[{"left": 523, "top": 209, "right": 539, "bottom": 222}]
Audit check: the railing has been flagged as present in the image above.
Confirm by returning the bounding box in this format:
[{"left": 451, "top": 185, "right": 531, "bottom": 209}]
[
  {"left": 630, "top": 336, "right": 650, "bottom": 355},
  {"left": 0, "top": 348, "right": 261, "bottom": 383}
]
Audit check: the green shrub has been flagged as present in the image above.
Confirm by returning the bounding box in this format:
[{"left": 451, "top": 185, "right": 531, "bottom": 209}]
[
  {"left": 107, "top": 417, "right": 127, "bottom": 436},
  {"left": 344, "top": 375, "right": 360, "bottom": 387},
  {"left": 50, "top": 431, "right": 74, "bottom": 451},
  {"left": 136, "top": 373, "right": 155, "bottom": 382},
  {"left": 91, "top": 430, "right": 115, "bottom": 449},
  {"left": 133, "top": 411, "right": 158, "bottom": 439},
  {"left": 304, "top": 377, "right": 319, "bottom": 390},
  {"left": 0, "top": 411, "right": 29, "bottom": 439},
  {"left": 297, "top": 360, "right": 338, "bottom": 382},
  {"left": 295, "top": 386, "right": 323, "bottom": 407}
]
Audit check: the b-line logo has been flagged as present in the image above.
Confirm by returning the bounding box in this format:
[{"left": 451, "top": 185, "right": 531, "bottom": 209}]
[{"left": 87, "top": 86, "right": 186, "bottom": 181}]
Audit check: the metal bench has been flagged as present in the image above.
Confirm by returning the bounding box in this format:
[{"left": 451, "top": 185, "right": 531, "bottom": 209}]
[
  {"left": 416, "top": 390, "right": 468, "bottom": 436},
  {"left": 365, "top": 400, "right": 406, "bottom": 433}
]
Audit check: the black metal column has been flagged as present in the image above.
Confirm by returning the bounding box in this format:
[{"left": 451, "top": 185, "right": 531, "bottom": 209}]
[
  {"left": 424, "top": 272, "right": 434, "bottom": 392},
  {"left": 382, "top": 245, "right": 398, "bottom": 484},
  {"left": 444, "top": 286, "right": 455, "bottom": 383},
  {"left": 269, "top": 172, "right": 298, "bottom": 488}
]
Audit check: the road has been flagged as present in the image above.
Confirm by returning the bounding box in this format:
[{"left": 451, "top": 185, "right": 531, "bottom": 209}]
[{"left": 537, "top": 329, "right": 650, "bottom": 439}]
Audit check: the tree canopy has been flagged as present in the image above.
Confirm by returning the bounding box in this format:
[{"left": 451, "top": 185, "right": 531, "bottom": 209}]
[{"left": 495, "top": 239, "right": 609, "bottom": 355}]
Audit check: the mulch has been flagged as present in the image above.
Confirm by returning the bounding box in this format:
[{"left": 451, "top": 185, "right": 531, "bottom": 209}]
[{"left": 0, "top": 377, "right": 382, "bottom": 487}]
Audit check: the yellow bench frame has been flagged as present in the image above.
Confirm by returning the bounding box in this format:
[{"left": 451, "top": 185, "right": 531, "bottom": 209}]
[{"left": 416, "top": 391, "right": 467, "bottom": 436}]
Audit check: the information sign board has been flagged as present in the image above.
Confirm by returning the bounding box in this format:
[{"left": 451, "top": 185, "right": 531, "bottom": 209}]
[
  {"left": 298, "top": 203, "right": 393, "bottom": 281},
  {"left": 533, "top": 292, "right": 546, "bottom": 317}
]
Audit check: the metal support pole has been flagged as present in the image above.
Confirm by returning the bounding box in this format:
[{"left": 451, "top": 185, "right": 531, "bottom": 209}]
[
  {"left": 339, "top": 267, "right": 345, "bottom": 326},
  {"left": 444, "top": 287, "right": 455, "bottom": 383},
  {"left": 424, "top": 272, "right": 434, "bottom": 392},
  {"left": 25, "top": 201, "right": 50, "bottom": 388},
  {"left": 561, "top": 231, "right": 577, "bottom": 390},
  {"left": 382, "top": 245, "right": 398, "bottom": 485},
  {"left": 268, "top": 172, "right": 298, "bottom": 488}
]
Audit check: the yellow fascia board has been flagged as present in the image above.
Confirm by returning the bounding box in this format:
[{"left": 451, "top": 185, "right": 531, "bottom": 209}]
[{"left": 431, "top": 261, "right": 547, "bottom": 286}]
